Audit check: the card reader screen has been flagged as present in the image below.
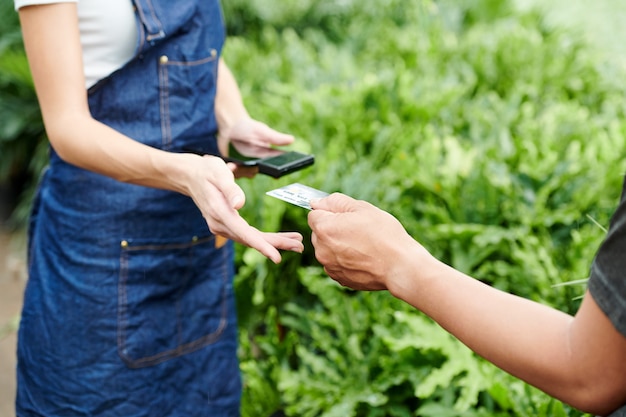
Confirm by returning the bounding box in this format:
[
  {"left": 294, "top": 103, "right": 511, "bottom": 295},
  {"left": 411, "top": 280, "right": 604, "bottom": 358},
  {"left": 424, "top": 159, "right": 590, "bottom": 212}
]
[{"left": 262, "top": 152, "right": 309, "bottom": 168}]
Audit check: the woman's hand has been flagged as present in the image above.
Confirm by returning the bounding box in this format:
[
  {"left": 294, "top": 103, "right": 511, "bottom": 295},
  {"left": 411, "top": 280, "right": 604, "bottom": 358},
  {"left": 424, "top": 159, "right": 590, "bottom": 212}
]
[
  {"left": 218, "top": 116, "right": 295, "bottom": 178},
  {"left": 183, "top": 153, "right": 303, "bottom": 263}
]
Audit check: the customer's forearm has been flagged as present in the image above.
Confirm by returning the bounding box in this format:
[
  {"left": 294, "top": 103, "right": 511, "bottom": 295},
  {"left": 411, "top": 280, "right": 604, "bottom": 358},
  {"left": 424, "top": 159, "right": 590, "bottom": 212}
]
[{"left": 388, "top": 252, "right": 614, "bottom": 413}]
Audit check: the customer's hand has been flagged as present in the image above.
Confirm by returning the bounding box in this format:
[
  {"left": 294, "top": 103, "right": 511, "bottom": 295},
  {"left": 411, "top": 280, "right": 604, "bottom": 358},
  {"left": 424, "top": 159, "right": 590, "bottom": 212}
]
[
  {"left": 184, "top": 153, "right": 303, "bottom": 263},
  {"left": 308, "top": 193, "right": 425, "bottom": 290}
]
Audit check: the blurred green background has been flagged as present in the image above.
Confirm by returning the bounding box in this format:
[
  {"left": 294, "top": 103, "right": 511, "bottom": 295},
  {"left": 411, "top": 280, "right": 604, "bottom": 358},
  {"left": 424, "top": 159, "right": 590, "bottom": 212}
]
[{"left": 2, "top": 0, "right": 626, "bottom": 416}]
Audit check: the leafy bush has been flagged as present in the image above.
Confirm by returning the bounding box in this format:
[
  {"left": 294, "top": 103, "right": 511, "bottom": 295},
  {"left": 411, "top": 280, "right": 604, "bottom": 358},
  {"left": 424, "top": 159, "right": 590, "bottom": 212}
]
[
  {"left": 2, "top": 0, "right": 625, "bottom": 415},
  {"left": 0, "top": 1, "right": 48, "bottom": 228},
  {"left": 225, "top": 0, "right": 626, "bottom": 416}
]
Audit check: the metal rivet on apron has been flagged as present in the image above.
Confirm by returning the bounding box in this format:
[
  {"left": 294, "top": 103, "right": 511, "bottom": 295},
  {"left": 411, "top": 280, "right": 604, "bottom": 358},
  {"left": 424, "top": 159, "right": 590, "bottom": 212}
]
[
  {"left": 210, "top": 49, "right": 216, "bottom": 57},
  {"left": 192, "top": 236, "right": 198, "bottom": 242},
  {"left": 120, "top": 240, "right": 129, "bottom": 248},
  {"left": 159, "top": 55, "right": 169, "bottom": 64}
]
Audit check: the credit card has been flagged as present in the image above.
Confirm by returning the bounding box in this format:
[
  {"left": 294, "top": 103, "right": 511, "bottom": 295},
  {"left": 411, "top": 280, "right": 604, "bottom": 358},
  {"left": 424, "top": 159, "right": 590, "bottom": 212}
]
[{"left": 266, "top": 183, "right": 329, "bottom": 210}]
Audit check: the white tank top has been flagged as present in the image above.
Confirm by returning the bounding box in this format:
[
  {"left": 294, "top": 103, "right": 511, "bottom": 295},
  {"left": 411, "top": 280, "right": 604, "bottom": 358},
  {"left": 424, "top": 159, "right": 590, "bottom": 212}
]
[{"left": 14, "top": 0, "right": 137, "bottom": 89}]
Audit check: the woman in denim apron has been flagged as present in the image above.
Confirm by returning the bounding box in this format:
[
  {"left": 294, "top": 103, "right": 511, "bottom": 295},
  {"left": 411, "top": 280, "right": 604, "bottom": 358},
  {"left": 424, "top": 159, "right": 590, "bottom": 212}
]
[{"left": 15, "top": 1, "right": 304, "bottom": 415}]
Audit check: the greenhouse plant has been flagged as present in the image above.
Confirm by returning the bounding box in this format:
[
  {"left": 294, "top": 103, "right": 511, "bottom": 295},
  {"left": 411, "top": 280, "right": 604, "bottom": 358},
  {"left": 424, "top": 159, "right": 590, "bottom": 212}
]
[{"left": 2, "top": 0, "right": 626, "bottom": 416}]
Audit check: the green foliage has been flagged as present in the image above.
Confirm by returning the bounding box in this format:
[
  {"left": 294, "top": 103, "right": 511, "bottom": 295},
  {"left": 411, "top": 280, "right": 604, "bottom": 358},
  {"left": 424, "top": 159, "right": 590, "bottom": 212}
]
[
  {"left": 2, "top": 0, "right": 623, "bottom": 415},
  {"left": 226, "top": 0, "right": 624, "bottom": 416},
  {"left": 0, "top": 1, "right": 48, "bottom": 228}
]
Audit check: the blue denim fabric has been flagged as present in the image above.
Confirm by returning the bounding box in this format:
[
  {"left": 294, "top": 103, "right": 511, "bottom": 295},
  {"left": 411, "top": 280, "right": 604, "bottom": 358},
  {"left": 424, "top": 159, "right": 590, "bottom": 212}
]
[{"left": 16, "top": 1, "right": 242, "bottom": 416}]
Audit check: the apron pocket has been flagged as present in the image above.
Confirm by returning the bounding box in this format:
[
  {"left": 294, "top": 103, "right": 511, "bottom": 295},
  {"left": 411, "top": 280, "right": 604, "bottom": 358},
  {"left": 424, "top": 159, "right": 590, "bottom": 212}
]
[
  {"left": 117, "top": 235, "right": 229, "bottom": 368},
  {"left": 158, "top": 51, "right": 219, "bottom": 149}
]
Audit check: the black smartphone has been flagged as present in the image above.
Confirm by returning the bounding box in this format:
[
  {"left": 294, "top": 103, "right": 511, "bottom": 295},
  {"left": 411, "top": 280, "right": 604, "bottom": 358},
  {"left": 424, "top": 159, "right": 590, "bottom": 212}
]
[
  {"left": 184, "top": 140, "right": 315, "bottom": 178},
  {"left": 254, "top": 149, "right": 315, "bottom": 178}
]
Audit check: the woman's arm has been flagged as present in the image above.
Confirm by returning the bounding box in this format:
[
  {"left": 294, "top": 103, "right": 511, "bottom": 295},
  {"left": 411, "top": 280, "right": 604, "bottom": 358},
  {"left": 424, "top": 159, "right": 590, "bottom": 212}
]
[
  {"left": 214, "top": 58, "right": 294, "bottom": 154},
  {"left": 308, "top": 193, "right": 626, "bottom": 415},
  {"left": 215, "top": 58, "right": 249, "bottom": 134},
  {"left": 19, "top": 4, "right": 200, "bottom": 193},
  {"left": 19, "top": 4, "right": 303, "bottom": 262}
]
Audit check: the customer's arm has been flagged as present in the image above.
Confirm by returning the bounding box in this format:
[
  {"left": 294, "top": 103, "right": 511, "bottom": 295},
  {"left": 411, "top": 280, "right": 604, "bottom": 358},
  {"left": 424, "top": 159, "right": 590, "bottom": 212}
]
[{"left": 308, "top": 193, "right": 626, "bottom": 415}]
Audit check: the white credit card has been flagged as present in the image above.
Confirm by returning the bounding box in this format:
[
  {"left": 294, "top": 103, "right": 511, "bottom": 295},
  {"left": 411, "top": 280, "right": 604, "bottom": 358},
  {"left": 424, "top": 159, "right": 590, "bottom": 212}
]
[{"left": 266, "top": 183, "right": 329, "bottom": 210}]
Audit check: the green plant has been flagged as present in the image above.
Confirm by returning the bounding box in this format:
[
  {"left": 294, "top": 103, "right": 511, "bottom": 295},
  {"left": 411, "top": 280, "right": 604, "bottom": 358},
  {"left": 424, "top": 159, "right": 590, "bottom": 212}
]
[
  {"left": 0, "top": 1, "right": 48, "bottom": 228},
  {"left": 2, "top": 0, "right": 623, "bottom": 414},
  {"left": 226, "top": 0, "right": 624, "bottom": 415}
]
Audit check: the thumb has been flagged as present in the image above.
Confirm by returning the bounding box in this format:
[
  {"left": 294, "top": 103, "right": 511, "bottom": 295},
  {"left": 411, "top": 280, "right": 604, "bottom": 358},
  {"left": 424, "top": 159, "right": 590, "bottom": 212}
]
[
  {"left": 258, "top": 124, "right": 295, "bottom": 147},
  {"left": 226, "top": 183, "right": 246, "bottom": 209},
  {"left": 204, "top": 156, "right": 246, "bottom": 209},
  {"left": 310, "top": 193, "right": 357, "bottom": 213}
]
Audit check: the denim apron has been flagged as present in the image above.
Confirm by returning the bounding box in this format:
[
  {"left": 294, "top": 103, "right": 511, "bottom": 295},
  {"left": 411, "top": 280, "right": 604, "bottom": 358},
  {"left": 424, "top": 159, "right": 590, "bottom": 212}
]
[{"left": 16, "top": 1, "right": 241, "bottom": 416}]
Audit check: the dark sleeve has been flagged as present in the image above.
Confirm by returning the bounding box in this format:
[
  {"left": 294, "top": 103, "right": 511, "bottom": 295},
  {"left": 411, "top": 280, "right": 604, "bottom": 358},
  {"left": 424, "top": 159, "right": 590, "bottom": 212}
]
[{"left": 588, "top": 176, "right": 626, "bottom": 338}]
